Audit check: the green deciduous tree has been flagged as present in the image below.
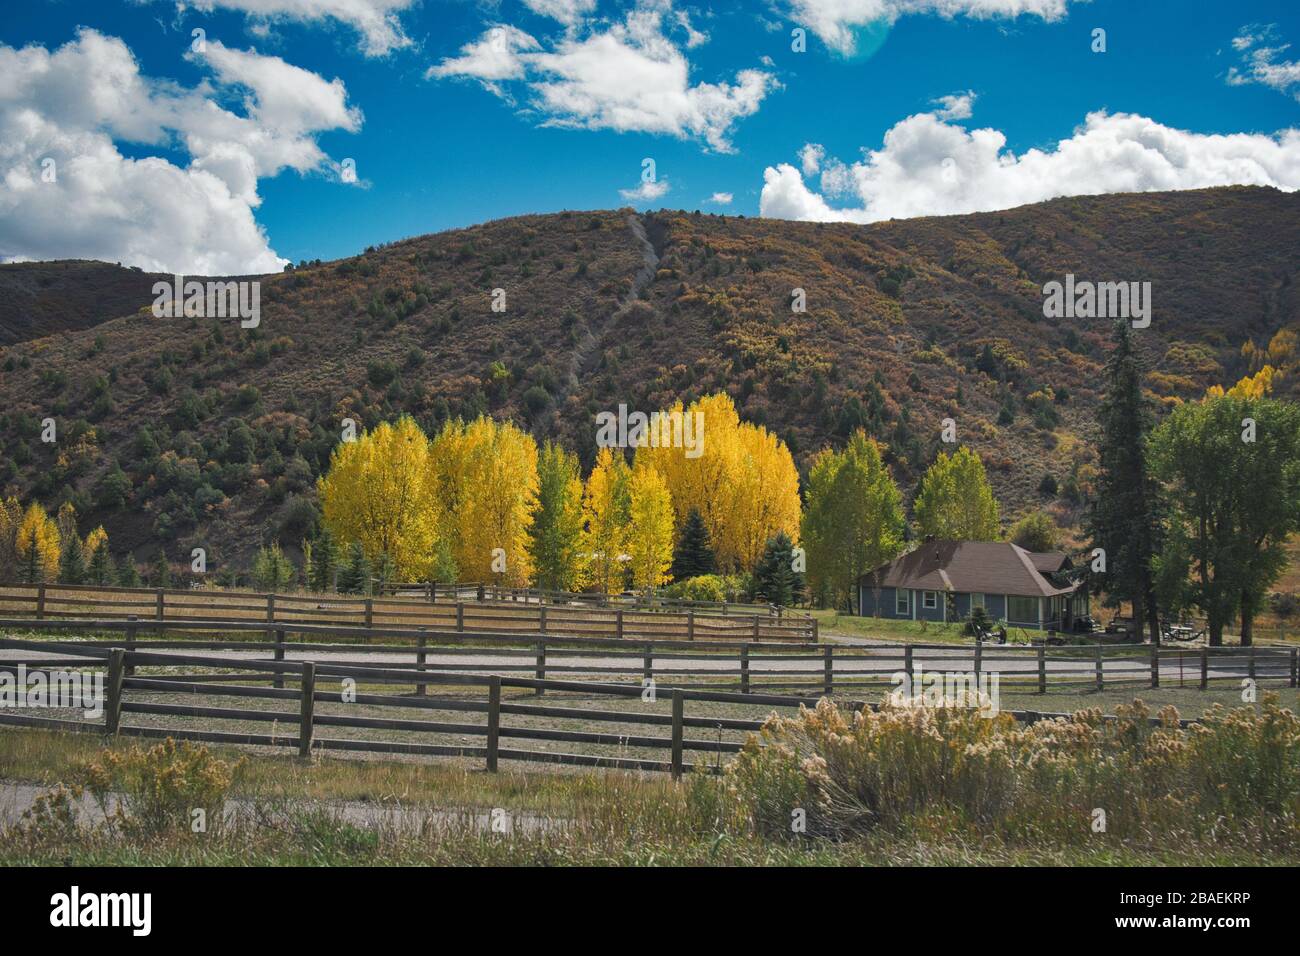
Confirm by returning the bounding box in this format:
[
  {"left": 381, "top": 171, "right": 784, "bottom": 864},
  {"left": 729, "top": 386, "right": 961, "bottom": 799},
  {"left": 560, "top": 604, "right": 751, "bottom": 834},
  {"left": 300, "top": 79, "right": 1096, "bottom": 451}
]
[
  {"left": 802, "top": 431, "right": 906, "bottom": 612},
  {"left": 1150, "top": 393, "right": 1300, "bottom": 646},
  {"left": 529, "top": 441, "right": 585, "bottom": 591},
  {"left": 1008, "top": 511, "right": 1061, "bottom": 553},
  {"left": 913, "top": 446, "right": 999, "bottom": 542}
]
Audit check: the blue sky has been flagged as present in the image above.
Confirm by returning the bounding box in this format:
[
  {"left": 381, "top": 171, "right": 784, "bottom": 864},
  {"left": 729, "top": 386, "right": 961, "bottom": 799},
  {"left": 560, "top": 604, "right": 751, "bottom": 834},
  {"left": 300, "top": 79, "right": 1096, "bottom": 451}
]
[{"left": 2, "top": 0, "right": 1299, "bottom": 272}]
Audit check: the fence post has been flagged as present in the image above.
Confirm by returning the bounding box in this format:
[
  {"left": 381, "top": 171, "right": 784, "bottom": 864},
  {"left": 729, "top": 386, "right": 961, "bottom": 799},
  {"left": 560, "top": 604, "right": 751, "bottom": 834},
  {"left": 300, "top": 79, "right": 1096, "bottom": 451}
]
[
  {"left": 298, "top": 662, "right": 316, "bottom": 759},
  {"left": 973, "top": 642, "right": 982, "bottom": 681},
  {"left": 155, "top": 588, "right": 164, "bottom": 622},
  {"left": 1248, "top": 645, "right": 1256, "bottom": 684},
  {"left": 36, "top": 584, "right": 45, "bottom": 620},
  {"left": 687, "top": 611, "right": 695, "bottom": 642},
  {"left": 616, "top": 609, "right": 624, "bottom": 641},
  {"left": 741, "top": 644, "right": 750, "bottom": 694},
  {"left": 1200, "top": 647, "right": 1209, "bottom": 690},
  {"left": 812, "top": 616, "right": 819, "bottom": 643},
  {"left": 477, "top": 584, "right": 485, "bottom": 602},
  {"left": 486, "top": 676, "right": 501, "bottom": 773},
  {"left": 752, "top": 617, "right": 760, "bottom": 642},
  {"left": 1150, "top": 642, "right": 1159, "bottom": 689},
  {"left": 823, "top": 645, "right": 833, "bottom": 697},
  {"left": 104, "top": 648, "right": 124, "bottom": 736},
  {"left": 456, "top": 602, "right": 465, "bottom": 633},
  {"left": 539, "top": 603, "right": 547, "bottom": 635},
  {"left": 415, "top": 627, "right": 427, "bottom": 697},
  {"left": 125, "top": 615, "right": 137, "bottom": 678},
  {"left": 534, "top": 641, "right": 546, "bottom": 697},
  {"left": 273, "top": 628, "right": 285, "bottom": 690},
  {"left": 670, "top": 690, "right": 684, "bottom": 780},
  {"left": 1037, "top": 645, "right": 1046, "bottom": 695},
  {"left": 266, "top": 592, "right": 275, "bottom": 626},
  {"left": 643, "top": 644, "right": 653, "bottom": 687},
  {"left": 1290, "top": 647, "right": 1298, "bottom": 688},
  {"left": 1095, "top": 645, "right": 1104, "bottom": 692},
  {"left": 364, "top": 598, "right": 373, "bottom": 630}
]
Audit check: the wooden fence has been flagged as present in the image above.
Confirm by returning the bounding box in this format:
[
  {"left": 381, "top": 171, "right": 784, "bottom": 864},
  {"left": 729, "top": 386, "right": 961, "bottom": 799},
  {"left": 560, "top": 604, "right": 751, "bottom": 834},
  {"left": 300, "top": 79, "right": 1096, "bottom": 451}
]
[
  {"left": 0, "top": 583, "right": 817, "bottom": 643},
  {"left": 2, "top": 618, "right": 1296, "bottom": 697},
  {"left": 381, "top": 582, "right": 790, "bottom": 618},
  {"left": 3, "top": 631, "right": 1240, "bottom": 778}
]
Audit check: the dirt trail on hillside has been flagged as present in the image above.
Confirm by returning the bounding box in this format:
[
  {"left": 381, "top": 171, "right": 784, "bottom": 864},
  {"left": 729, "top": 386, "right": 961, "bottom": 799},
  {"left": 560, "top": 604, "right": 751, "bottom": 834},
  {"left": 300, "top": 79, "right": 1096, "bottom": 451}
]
[{"left": 562, "top": 212, "right": 660, "bottom": 394}]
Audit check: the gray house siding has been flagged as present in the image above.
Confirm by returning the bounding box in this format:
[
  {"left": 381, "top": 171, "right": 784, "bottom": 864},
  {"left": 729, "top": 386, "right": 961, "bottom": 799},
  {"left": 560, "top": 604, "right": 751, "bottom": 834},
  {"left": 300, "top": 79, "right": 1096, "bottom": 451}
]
[{"left": 856, "top": 587, "right": 1058, "bottom": 630}]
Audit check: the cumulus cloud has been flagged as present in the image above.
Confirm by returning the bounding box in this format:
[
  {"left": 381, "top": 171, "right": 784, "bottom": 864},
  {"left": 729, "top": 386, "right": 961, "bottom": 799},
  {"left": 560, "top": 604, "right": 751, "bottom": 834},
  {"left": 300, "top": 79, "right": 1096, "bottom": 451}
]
[
  {"left": 430, "top": 0, "right": 775, "bottom": 152},
  {"left": 521, "top": 0, "right": 599, "bottom": 25},
  {"left": 783, "top": 0, "right": 1075, "bottom": 55},
  {"left": 620, "top": 177, "right": 671, "bottom": 201},
  {"left": 705, "top": 191, "right": 733, "bottom": 204},
  {"left": 144, "top": 0, "right": 418, "bottom": 57},
  {"left": 0, "top": 29, "right": 361, "bottom": 273},
  {"left": 759, "top": 102, "right": 1300, "bottom": 223},
  {"left": 1227, "top": 24, "right": 1300, "bottom": 101}
]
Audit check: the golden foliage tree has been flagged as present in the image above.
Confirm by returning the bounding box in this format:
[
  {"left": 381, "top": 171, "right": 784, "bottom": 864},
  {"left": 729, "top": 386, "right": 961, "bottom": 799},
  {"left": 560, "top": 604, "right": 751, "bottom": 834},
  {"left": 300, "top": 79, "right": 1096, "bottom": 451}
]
[
  {"left": 317, "top": 416, "right": 441, "bottom": 581},
  {"left": 581, "top": 447, "right": 631, "bottom": 594},
  {"left": 626, "top": 459, "right": 675, "bottom": 591},
  {"left": 16, "top": 502, "right": 61, "bottom": 583},
  {"left": 914, "top": 446, "right": 1000, "bottom": 541},
  {"left": 430, "top": 416, "right": 539, "bottom": 585},
  {"left": 639, "top": 392, "right": 800, "bottom": 571}
]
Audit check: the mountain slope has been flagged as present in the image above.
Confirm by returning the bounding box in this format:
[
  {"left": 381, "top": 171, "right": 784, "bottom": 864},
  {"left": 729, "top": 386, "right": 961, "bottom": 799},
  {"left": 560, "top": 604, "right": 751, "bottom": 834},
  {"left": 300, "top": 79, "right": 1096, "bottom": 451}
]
[{"left": 1, "top": 187, "right": 1298, "bottom": 570}]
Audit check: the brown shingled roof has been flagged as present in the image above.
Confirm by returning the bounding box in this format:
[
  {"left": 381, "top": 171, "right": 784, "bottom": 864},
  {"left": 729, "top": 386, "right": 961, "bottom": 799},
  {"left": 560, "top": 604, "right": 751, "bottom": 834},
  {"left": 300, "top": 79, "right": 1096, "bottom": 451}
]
[{"left": 860, "top": 540, "right": 1079, "bottom": 598}]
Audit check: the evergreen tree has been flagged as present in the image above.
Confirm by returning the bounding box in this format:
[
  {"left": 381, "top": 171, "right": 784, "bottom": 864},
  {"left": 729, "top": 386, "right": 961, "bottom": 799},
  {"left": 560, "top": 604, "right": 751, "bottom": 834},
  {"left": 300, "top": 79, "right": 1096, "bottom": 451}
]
[
  {"left": 338, "top": 542, "right": 372, "bottom": 595},
  {"left": 88, "top": 538, "right": 116, "bottom": 585},
  {"left": 670, "top": 508, "right": 717, "bottom": 581},
  {"left": 151, "top": 551, "right": 171, "bottom": 588},
  {"left": 751, "top": 532, "right": 806, "bottom": 607},
  {"left": 308, "top": 526, "right": 338, "bottom": 592},
  {"left": 59, "top": 534, "right": 87, "bottom": 584},
  {"left": 1086, "top": 320, "right": 1161, "bottom": 642},
  {"left": 117, "top": 553, "right": 142, "bottom": 588}
]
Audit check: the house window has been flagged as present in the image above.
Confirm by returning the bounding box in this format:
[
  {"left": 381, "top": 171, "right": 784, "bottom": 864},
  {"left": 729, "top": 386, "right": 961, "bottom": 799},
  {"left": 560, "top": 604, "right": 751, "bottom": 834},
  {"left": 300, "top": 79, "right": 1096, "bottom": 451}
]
[
  {"left": 922, "top": 591, "right": 938, "bottom": 610},
  {"left": 971, "top": 593, "right": 985, "bottom": 610},
  {"left": 896, "top": 590, "right": 910, "bottom": 615},
  {"left": 1008, "top": 595, "right": 1039, "bottom": 623}
]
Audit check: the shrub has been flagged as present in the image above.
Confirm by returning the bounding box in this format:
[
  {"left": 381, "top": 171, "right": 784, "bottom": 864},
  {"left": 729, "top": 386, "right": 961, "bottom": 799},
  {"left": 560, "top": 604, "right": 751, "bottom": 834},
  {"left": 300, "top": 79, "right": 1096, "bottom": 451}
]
[
  {"left": 722, "top": 695, "right": 1300, "bottom": 848},
  {"left": 77, "top": 739, "right": 243, "bottom": 836}
]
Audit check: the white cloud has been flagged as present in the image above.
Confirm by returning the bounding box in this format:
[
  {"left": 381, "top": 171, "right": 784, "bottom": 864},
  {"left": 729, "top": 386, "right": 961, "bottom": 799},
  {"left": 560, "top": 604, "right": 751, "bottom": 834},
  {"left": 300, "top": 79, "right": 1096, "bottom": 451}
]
[
  {"left": 1227, "top": 24, "right": 1300, "bottom": 101},
  {"left": 783, "top": 0, "right": 1076, "bottom": 55},
  {"left": 705, "top": 191, "right": 732, "bottom": 204},
  {"left": 799, "top": 142, "right": 824, "bottom": 175},
  {"left": 430, "top": 0, "right": 775, "bottom": 152},
  {"left": 760, "top": 102, "right": 1300, "bottom": 223},
  {"left": 933, "top": 90, "right": 974, "bottom": 120},
  {"left": 147, "top": 0, "right": 418, "bottom": 57},
  {"left": 521, "top": 0, "right": 599, "bottom": 24},
  {"left": 426, "top": 26, "right": 541, "bottom": 84},
  {"left": 620, "top": 177, "right": 671, "bottom": 201},
  {"left": 0, "top": 29, "right": 361, "bottom": 273}
]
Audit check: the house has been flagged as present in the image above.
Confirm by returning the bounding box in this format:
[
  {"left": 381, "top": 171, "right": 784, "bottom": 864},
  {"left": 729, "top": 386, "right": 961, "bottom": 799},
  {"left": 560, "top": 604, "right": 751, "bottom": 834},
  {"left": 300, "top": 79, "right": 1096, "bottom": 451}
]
[{"left": 857, "top": 539, "right": 1088, "bottom": 631}]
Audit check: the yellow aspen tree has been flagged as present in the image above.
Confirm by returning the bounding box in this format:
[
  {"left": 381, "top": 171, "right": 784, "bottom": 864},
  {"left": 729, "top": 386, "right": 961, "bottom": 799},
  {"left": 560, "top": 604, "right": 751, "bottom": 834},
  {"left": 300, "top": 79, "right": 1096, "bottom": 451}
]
[
  {"left": 317, "top": 416, "right": 441, "bottom": 581},
  {"left": 430, "top": 417, "right": 539, "bottom": 585},
  {"left": 640, "top": 392, "right": 800, "bottom": 571},
  {"left": 626, "top": 459, "right": 675, "bottom": 592},
  {"left": 16, "top": 502, "right": 61, "bottom": 583},
  {"left": 581, "top": 446, "right": 631, "bottom": 594}
]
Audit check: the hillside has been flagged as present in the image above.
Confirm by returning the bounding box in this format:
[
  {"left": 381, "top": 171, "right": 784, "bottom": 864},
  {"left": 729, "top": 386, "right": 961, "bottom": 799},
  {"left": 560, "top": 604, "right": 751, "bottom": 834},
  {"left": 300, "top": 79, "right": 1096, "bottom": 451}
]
[
  {"left": 1, "top": 186, "right": 1298, "bottom": 570},
  {"left": 0, "top": 260, "right": 168, "bottom": 346}
]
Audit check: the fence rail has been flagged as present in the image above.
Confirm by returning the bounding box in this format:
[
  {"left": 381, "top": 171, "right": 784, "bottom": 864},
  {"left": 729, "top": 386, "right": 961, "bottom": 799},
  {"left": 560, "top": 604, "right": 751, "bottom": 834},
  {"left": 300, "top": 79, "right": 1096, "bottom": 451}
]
[
  {"left": 0, "top": 582, "right": 816, "bottom": 643},
  {"left": 2, "top": 631, "right": 1235, "bottom": 777}
]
